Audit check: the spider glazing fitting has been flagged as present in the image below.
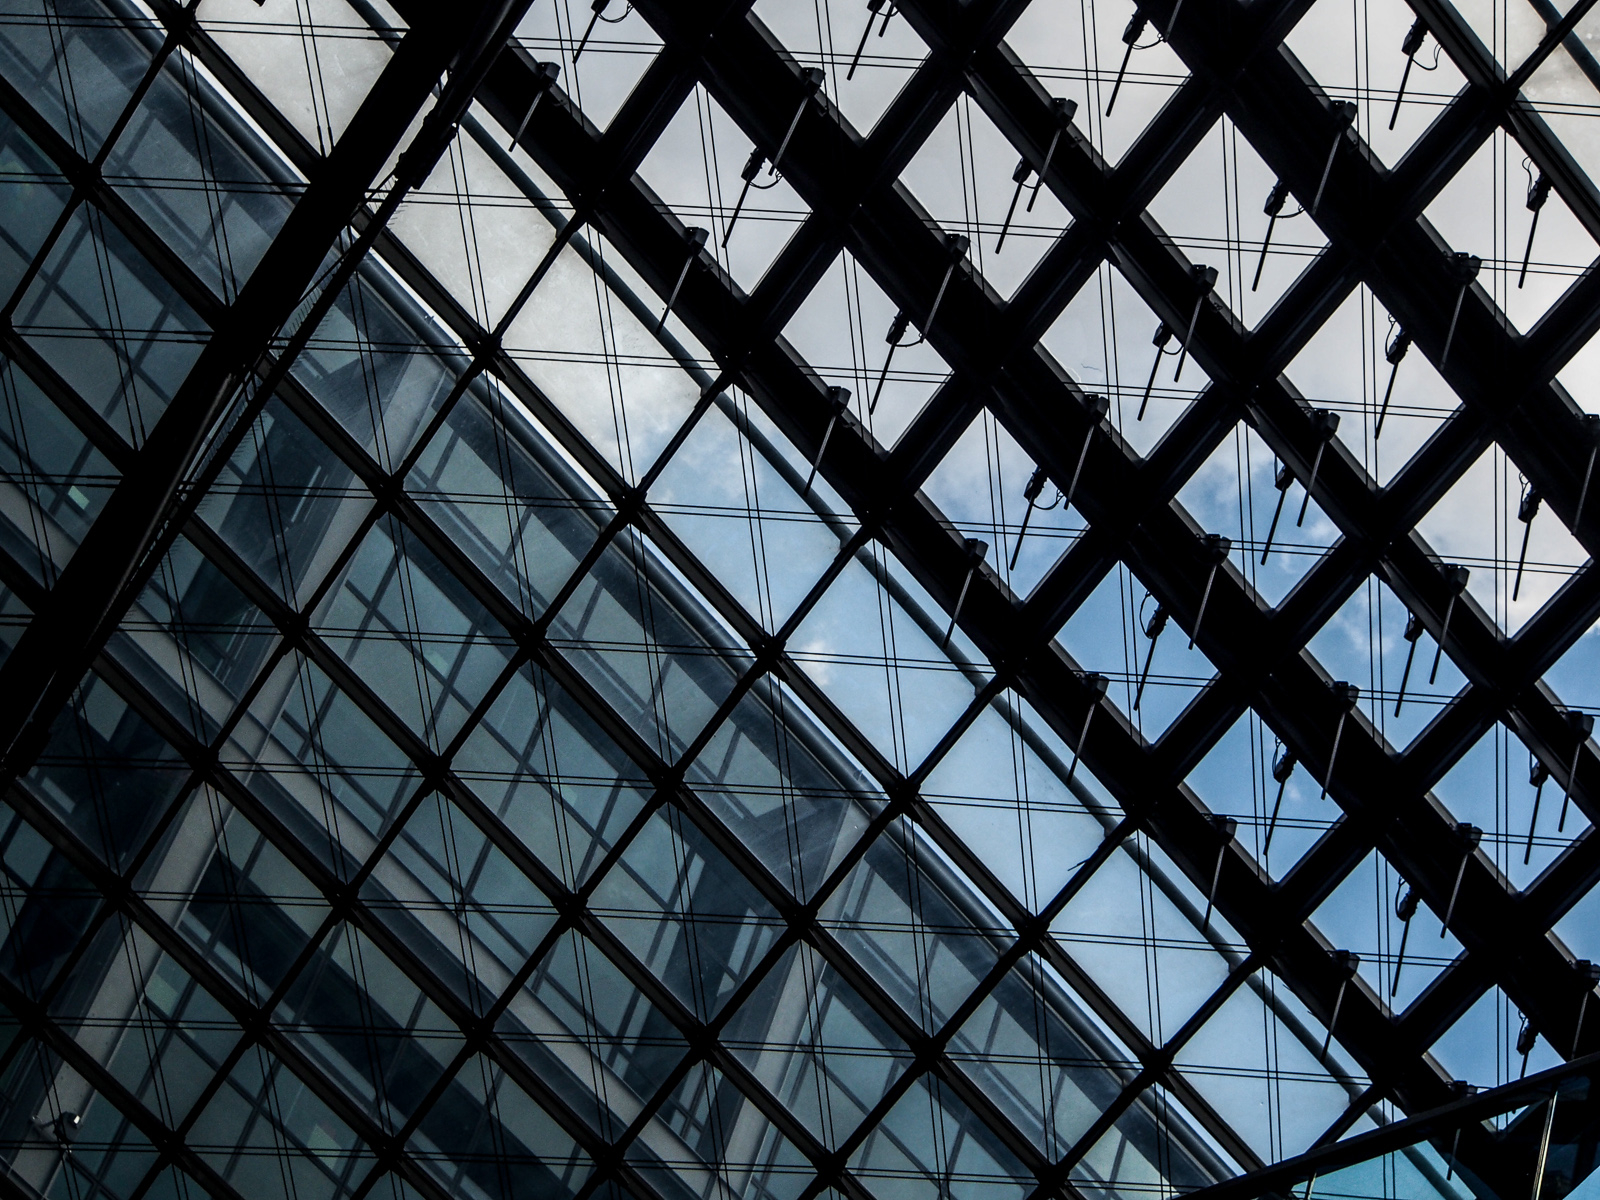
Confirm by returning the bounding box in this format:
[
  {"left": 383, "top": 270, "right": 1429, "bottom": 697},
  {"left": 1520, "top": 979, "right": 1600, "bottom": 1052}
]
[
  {"left": 1440, "top": 821, "right": 1482, "bottom": 937},
  {"left": 574, "top": 0, "right": 628, "bottom": 62},
  {"left": 1260, "top": 460, "right": 1296, "bottom": 564},
  {"left": 1201, "top": 814, "right": 1237, "bottom": 933},
  {"left": 1526, "top": 755, "right": 1552, "bottom": 865},
  {"left": 1063, "top": 393, "right": 1110, "bottom": 510},
  {"left": 941, "top": 536, "right": 989, "bottom": 649},
  {"left": 1138, "top": 321, "right": 1172, "bottom": 420},
  {"left": 1428, "top": 564, "right": 1470, "bottom": 686},
  {"left": 1393, "top": 610, "right": 1425, "bottom": 716},
  {"left": 1106, "top": 12, "right": 1149, "bottom": 116},
  {"left": 1262, "top": 742, "right": 1297, "bottom": 855},
  {"left": 1520, "top": 169, "right": 1553, "bottom": 288},
  {"left": 801, "top": 385, "right": 851, "bottom": 496},
  {"left": 1440, "top": 251, "right": 1482, "bottom": 368},
  {"left": 846, "top": 0, "right": 889, "bottom": 79},
  {"left": 1321, "top": 681, "right": 1360, "bottom": 800},
  {"left": 1374, "top": 325, "right": 1411, "bottom": 439},
  {"left": 1172, "top": 264, "right": 1218, "bottom": 383},
  {"left": 1388, "top": 17, "right": 1429, "bottom": 129},
  {"left": 1296, "top": 408, "right": 1340, "bottom": 527},
  {"left": 1390, "top": 884, "right": 1420, "bottom": 997},
  {"left": 654, "top": 226, "right": 709, "bottom": 335},
  {"left": 1312, "top": 100, "right": 1357, "bottom": 215},
  {"left": 1025, "top": 97, "right": 1077, "bottom": 212},
  {"left": 1252, "top": 179, "right": 1291, "bottom": 291},
  {"left": 1066, "top": 672, "right": 1110, "bottom": 783},
  {"left": 1319, "top": 949, "right": 1360, "bottom": 1062},
  {"left": 1557, "top": 709, "right": 1594, "bottom": 834},
  {"left": 1514, "top": 482, "right": 1543, "bottom": 602},
  {"left": 1133, "top": 599, "right": 1168, "bottom": 711},
  {"left": 1187, "top": 534, "right": 1230, "bottom": 649},
  {"left": 507, "top": 61, "right": 560, "bottom": 150}
]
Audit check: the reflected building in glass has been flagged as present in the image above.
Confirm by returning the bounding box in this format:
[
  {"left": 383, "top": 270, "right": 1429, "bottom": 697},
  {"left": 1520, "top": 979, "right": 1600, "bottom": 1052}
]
[{"left": 0, "top": 2, "right": 1598, "bottom": 1200}]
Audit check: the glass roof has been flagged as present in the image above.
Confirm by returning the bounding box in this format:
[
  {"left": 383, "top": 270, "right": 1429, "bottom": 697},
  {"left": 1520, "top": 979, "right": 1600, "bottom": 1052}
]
[{"left": 0, "top": 0, "right": 1598, "bottom": 1198}]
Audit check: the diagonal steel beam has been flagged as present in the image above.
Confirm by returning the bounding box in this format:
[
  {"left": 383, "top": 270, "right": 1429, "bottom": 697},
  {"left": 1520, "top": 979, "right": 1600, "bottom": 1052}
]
[{"left": 0, "top": 0, "right": 521, "bottom": 794}]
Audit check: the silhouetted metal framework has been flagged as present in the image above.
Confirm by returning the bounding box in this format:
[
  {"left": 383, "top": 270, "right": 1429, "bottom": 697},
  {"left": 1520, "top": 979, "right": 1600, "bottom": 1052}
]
[
  {"left": 468, "top": 0, "right": 1600, "bottom": 1193},
  {"left": 3, "top": 0, "right": 1600, "bottom": 1197}
]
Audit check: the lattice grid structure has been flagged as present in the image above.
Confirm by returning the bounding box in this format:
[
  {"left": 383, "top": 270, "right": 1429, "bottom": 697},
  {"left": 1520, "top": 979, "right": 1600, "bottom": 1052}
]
[{"left": 2, "top": 0, "right": 1600, "bottom": 1198}]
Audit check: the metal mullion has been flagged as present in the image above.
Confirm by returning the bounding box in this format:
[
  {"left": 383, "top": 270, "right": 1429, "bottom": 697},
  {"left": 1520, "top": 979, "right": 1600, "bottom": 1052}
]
[
  {"left": 470, "top": 23, "right": 1452, "bottom": 1171},
  {"left": 0, "top": 69, "right": 229, "bottom": 328},
  {"left": 1407, "top": 0, "right": 1600, "bottom": 242},
  {"left": 1145, "top": 0, "right": 1600, "bottom": 1049},
  {"left": 75, "top": 641, "right": 655, "bottom": 1200},
  {"left": 0, "top": 968, "right": 260, "bottom": 1200},
  {"left": 0, "top": 775, "right": 436, "bottom": 1200},
  {"left": 921, "top": 2, "right": 1600, "bottom": 1100}
]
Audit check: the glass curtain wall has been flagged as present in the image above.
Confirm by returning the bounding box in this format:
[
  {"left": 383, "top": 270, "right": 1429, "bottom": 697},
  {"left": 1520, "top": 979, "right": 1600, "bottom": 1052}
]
[{"left": 0, "top": 2, "right": 1596, "bottom": 1200}]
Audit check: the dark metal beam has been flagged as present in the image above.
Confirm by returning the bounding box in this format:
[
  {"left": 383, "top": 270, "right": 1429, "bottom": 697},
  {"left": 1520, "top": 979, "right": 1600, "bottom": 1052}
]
[{"left": 0, "top": 0, "right": 519, "bottom": 794}]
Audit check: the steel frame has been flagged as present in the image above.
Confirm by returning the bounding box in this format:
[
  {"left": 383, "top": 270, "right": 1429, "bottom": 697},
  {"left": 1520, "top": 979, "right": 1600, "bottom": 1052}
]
[{"left": 4, "top": 0, "right": 1600, "bottom": 1195}]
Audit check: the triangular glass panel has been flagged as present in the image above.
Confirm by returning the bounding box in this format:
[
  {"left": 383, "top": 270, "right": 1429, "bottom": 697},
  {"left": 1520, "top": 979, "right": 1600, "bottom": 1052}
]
[
  {"left": 782, "top": 248, "right": 950, "bottom": 451},
  {"left": 1002, "top": 0, "right": 1190, "bottom": 168},
  {"left": 920, "top": 406, "right": 1080, "bottom": 600},
  {"left": 898, "top": 93, "right": 1073, "bottom": 299},
  {"left": 513, "top": 0, "right": 662, "bottom": 133},
  {"left": 635, "top": 86, "right": 810, "bottom": 293},
  {"left": 1414, "top": 442, "right": 1589, "bottom": 635},
  {"left": 751, "top": 0, "right": 931, "bottom": 136}
]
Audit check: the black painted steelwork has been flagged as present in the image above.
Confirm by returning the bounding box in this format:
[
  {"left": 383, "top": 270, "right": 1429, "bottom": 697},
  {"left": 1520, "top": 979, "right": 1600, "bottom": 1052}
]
[{"left": 5, "top": 0, "right": 1600, "bottom": 1196}]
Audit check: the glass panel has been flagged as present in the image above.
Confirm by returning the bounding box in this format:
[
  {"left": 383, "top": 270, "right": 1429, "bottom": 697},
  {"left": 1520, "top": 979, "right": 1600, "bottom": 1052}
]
[
  {"left": 686, "top": 675, "right": 877, "bottom": 903},
  {"left": 590, "top": 803, "right": 782, "bottom": 1022},
  {"left": 197, "top": 396, "right": 373, "bottom": 608},
  {"left": 312, "top": 516, "right": 515, "bottom": 752},
  {"left": 188, "top": 1041, "right": 375, "bottom": 1200},
  {"left": 364, "top": 790, "right": 557, "bottom": 1016},
  {"left": 406, "top": 1053, "right": 594, "bottom": 1200},
  {"left": 454, "top": 658, "right": 650, "bottom": 892},
  {"left": 50, "top": 915, "right": 241, "bottom": 1128},
  {"left": 236, "top": 651, "right": 422, "bottom": 868},
  {"left": 849, "top": 1072, "right": 1033, "bottom": 1200},
  {"left": 498, "top": 927, "right": 689, "bottom": 1140},
  {"left": 275, "top": 920, "right": 463, "bottom": 1135},
  {"left": 113, "top": 534, "right": 280, "bottom": 739},
  {"left": 818, "top": 826, "right": 1008, "bottom": 1034},
  {"left": 103, "top": 50, "right": 295, "bottom": 302},
  {"left": 293, "top": 265, "right": 466, "bottom": 474},
  {"left": 172, "top": 794, "right": 330, "bottom": 1007},
  {"left": 14, "top": 201, "right": 207, "bottom": 446},
  {"left": 549, "top": 525, "right": 751, "bottom": 763},
  {"left": 722, "top": 941, "right": 912, "bottom": 1150},
  {"left": 0, "top": 353, "right": 119, "bottom": 584},
  {"left": 624, "top": 1059, "right": 816, "bottom": 1200},
  {"left": 406, "top": 378, "right": 608, "bottom": 622},
  {"left": 0, "top": 109, "right": 70, "bottom": 304},
  {"left": 0, "top": 799, "right": 103, "bottom": 1000},
  {"left": 0, "top": 0, "right": 150, "bottom": 159},
  {"left": 25, "top": 668, "right": 189, "bottom": 872}
]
